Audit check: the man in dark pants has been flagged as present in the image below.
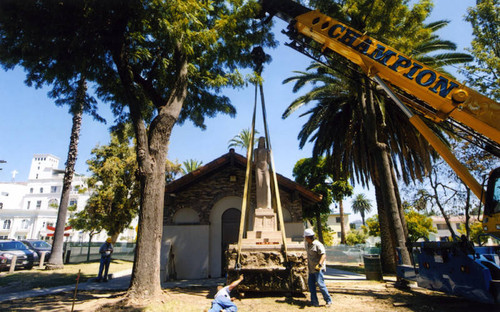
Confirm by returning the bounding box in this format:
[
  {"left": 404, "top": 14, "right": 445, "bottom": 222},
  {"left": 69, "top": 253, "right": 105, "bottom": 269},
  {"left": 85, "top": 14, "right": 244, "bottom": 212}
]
[
  {"left": 96, "top": 237, "right": 113, "bottom": 282},
  {"left": 304, "top": 228, "right": 332, "bottom": 307}
]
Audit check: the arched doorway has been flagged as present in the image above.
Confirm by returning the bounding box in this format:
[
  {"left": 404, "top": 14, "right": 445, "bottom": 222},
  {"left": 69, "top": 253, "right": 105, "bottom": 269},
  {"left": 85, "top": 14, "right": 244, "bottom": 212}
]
[{"left": 221, "top": 208, "right": 241, "bottom": 276}]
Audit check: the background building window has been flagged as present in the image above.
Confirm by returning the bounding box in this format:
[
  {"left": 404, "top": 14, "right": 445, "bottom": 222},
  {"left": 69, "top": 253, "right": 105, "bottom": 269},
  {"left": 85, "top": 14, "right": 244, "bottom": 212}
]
[
  {"left": 51, "top": 186, "right": 57, "bottom": 193},
  {"left": 21, "top": 219, "right": 29, "bottom": 229},
  {"left": 3, "top": 220, "right": 11, "bottom": 230},
  {"left": 436, "top": 224, "right": 447, "bottom": 230},
  {"left": 69, "top": 199, "right": 77, "bottom": 208},
  {"left": 36, "top": 200, "right": 42, "bottom": 209},
  {"left": 0, "top": 202, "right": 3, "bottom": 209},
  {"left": 27, "top": 201, "right": 31, "bottom": 209},
  {"left": 40, "top": 187, "right": 43, "bottom": 193},
  {"left": 30, "top": 188, "right": 33, "bottom": 193},
  {"left": 336, "top": 217, "right": 341, "bottom": 223}
]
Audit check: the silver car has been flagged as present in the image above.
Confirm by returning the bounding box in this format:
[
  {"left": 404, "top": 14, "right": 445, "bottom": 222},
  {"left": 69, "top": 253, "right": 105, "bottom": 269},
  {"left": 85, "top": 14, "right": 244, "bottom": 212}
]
[{"left": 0, "top": 240, "right": 39, "bottom": 270}]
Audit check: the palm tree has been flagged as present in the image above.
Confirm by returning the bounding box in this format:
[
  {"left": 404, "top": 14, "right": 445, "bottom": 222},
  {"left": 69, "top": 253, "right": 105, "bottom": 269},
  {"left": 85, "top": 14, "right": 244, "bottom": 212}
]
[
  {"left": 227, "top": 128, "right": 259, "bottom": 151},
  {"left": 182, "top": 159, "right": 203, "bottom": 174},
  {"left": 283, "top": 1, "right": 471, "bottom": 271},
  {"left": 351, "top": 193, "right": 373, "bottom": 226}
]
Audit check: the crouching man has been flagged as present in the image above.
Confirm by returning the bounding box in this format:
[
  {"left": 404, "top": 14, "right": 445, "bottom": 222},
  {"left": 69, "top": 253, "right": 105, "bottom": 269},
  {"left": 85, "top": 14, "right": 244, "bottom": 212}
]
[{"left": 209, "top": 274, "right": 244, "bottom": 312}]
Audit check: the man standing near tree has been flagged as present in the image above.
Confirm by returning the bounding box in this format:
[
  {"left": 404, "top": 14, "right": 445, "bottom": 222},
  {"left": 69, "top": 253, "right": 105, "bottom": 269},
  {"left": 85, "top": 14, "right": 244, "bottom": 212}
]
[
  {"left": 304, "top": 228, "right": 332, "bottom": 307},
  {"left": 96, "top": 237, "right": 113, "bottom": 282}
]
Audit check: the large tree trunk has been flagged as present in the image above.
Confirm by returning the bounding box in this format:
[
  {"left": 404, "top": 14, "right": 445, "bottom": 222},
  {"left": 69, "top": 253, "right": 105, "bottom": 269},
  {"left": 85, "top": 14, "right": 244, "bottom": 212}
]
[
  {"left": 374, "top": 182, "right": 396, "bottom": 272},
  {"left": 360, "top": 78, "right": 411, "bottom": 268},
  {"left": 339, "top": 200, "right": 346, "bottom": 244},
  {"left": 46, "top": 78, "right": 85, "bottom": 269},
  {"left": 124, "top": 45, "right": 188, "bottom": 300}
]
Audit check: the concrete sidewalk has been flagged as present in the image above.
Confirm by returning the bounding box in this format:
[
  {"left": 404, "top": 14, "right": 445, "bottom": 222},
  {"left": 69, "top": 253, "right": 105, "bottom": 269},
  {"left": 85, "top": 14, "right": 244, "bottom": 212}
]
[{"left": 0, "top": 267, "right": 364, "bottom": 303}]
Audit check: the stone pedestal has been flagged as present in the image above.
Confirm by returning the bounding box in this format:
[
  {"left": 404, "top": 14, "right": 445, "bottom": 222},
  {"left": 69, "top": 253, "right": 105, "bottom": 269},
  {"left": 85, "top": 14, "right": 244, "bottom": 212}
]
[
  {"left": 226, "top": 205, "right": 308, "bottom": 292},
  {"left": 226, "top": 244, "right": 308, "bottom": 293}
]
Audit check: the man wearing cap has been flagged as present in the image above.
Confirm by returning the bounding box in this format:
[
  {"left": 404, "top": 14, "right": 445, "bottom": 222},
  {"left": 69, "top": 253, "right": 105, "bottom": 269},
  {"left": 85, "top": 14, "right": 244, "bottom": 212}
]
[
  {"left": 304, "top": 228, "right": 332, "bottom": 307},
  {"left": 96, "top": 237, "right": 114, "bottom": 282}
]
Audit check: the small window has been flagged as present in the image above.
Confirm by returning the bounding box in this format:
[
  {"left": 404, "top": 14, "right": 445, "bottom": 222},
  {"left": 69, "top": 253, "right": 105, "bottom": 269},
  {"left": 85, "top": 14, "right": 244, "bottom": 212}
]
[
  {"left": 337, "top": 232, "right": 342, "bottom": 238},
  {"left": 40, "top": 187, "right": 43, "bottom": 193},
  {"left": 51, "top": 186, "right": 57, "bottom": 193},
  {"left": 30, "top": 188, "right": 33, "bottom": 194},
  {"left": 36, "top": 200, "right": 42, "bottom": 209},
  {"left": 3, "top": 220, "right": 11, "bottom": 230},
  {"left": 27, "top": 201, "right": 31, "bottom": 209},
  {"left": 36, "top": 174, "right": 38, "bottom": 179},
  {"left": 455, "top": 223, "right": 461, "bottom": 230},
  {"left": 0, "top": 235, "right": 7, "bottom": 239},
  {"left": 336, "top": 217, "right": 341, "bottom": 223},
  {"left": 21, "top": 219, "right": 29, "bottom": 229},
  {"left": 0, "top": 203, "right": 3, "bottom": 209},
  {"left": 437, "top": 224, "right": 447, "bottom": 230},
  {"left": 69, "top": 199, "right": 77, "bottom": 208}
]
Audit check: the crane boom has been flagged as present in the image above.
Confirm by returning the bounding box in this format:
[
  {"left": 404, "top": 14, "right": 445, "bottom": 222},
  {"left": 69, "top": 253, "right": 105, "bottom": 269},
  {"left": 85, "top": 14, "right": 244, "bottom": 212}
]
[
  {"left": 262, "top": 0, "right": 500, "bottom": 146},
  {"left": 260, "top": 0, "right": 500, "bottom": 232}
]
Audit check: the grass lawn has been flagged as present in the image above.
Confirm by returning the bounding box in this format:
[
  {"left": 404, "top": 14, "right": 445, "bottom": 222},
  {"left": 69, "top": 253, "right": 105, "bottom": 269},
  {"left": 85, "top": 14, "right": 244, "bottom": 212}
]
[{"left": 0, "top": 259, "right": 133, "bottom": 293}]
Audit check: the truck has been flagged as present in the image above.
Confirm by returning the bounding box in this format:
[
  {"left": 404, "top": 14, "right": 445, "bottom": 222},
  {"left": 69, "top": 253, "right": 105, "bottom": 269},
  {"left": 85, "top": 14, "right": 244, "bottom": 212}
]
[{"left": 258, "top": 0, "right": 500, "bottom": 304}]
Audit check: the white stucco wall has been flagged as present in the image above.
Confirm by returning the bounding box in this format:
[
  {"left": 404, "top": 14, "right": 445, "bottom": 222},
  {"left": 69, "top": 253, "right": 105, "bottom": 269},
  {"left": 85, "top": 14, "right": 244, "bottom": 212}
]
[
  {"left": 163, "top": 225, "right": 209, "bottom": 279},
  {"left": 209, "top": 196, "right": 242, "bottom": 278}
]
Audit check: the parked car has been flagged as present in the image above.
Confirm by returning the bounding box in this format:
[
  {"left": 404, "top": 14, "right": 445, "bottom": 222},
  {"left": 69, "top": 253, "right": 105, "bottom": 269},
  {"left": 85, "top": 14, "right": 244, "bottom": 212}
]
[
  {"left": 0, "top": 240, "right": 39, "bottom": 270},
  {"left": 21, "top": 239, "right": 52, "bottom": 263}
]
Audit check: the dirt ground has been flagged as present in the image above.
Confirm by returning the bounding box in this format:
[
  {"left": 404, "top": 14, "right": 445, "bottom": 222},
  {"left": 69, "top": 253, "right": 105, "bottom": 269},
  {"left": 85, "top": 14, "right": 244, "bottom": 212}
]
[{"left": 1, "top": 279, "right": 497, "bottom": 312}]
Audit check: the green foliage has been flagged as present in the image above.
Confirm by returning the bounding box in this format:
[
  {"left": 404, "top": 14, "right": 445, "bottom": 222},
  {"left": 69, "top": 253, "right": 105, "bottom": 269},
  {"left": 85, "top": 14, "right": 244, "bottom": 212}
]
[
  {"left": 365, "top": 215, "right": 380, "bottom": 237},
  {"left": 181, "top": 159, "right": 203, "bottom": 174},
  {"left": 165, "top": 159, "right": 183, "bottom": 184},
  {"left": 365, "top": 210, "right": 436, "bottom": 242},
  {"left": 345, "top": 229, "right": 368, "bottom": 246},
  {"left": 464, "top": 0, "right": 500, "bottom": 101},
  {"left": 293, "top": 157, "right": 352, "bottom": 219},
  {"left": 405, "top": 208, "right": 436, "bottom": 242},
  {"left": 74, "top": 131, "right": 140, "bottom": 237},
  {"left": 458, "top": 222, "right": 488, "bottom": 245},
  {"left": 227, "top": 128, "right": 260, "bottom": 152},
  {"left": 321, "top": 227, "right": 336, "bottom": 247},
  {"left": 351, "top": 193, "right": 372, "bottom": 224}
]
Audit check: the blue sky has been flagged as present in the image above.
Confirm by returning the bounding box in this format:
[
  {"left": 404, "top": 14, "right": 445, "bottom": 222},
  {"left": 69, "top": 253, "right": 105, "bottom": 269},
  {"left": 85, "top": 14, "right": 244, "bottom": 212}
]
[{"left": 0, "top": 0, "right": 476, "bottom": 220}]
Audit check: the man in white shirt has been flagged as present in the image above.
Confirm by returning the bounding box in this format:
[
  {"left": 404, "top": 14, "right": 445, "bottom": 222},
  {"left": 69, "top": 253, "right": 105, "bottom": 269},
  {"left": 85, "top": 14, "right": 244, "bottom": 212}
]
[
  {"left": 304, "top": 228, "right": 332, "bottom": 307},
  {"left": 209, "top": 274, "right": 244, "bottom": 312}
]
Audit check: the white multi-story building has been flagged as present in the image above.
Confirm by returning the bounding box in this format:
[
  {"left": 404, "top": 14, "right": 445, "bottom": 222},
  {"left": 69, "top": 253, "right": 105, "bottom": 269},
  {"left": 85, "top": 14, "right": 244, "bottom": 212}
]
[
  {"left": 327, "top": 212, "right": 351, "bottom": 245},
  {"left": 0, "top": 154, "right": 135, "bottom": 243}
]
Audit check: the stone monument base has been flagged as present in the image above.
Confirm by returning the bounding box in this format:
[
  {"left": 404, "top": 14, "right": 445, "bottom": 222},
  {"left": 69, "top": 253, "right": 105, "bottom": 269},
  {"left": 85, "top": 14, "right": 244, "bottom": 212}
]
[{"left": 226, "top": 244, "right": 308, "bottom": 293}]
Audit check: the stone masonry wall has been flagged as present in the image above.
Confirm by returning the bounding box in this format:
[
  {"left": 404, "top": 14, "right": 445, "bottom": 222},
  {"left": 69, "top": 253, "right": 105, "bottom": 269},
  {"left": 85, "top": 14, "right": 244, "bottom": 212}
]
[{"left": 164, "top": 164, "right": 304, "bottom": 225}]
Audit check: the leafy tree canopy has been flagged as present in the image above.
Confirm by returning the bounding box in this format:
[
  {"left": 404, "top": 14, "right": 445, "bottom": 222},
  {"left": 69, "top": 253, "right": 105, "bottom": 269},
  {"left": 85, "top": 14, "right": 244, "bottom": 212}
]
[
  {"left": 83, "top": 131, "right": 140, "bottom": 237},
  {"left": 463, "top": 0, "right": 500, "bottom": 101}
]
